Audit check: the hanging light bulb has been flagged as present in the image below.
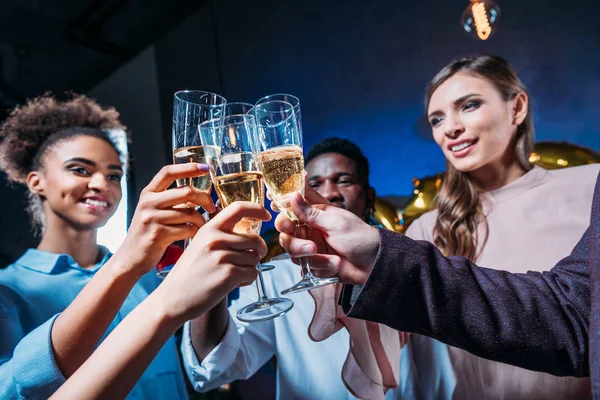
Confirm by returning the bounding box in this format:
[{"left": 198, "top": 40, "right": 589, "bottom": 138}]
[{"left": 461, "top": 0, "right": 500, "bottom": 40}]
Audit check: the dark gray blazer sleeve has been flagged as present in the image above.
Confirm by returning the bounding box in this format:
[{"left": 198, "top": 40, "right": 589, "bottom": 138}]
[{"left": 343, "top": 227, "right": 590, "bottom": 377}]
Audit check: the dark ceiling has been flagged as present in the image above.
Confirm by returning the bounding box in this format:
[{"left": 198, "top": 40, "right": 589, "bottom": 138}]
[{"left": 0, "top": 0, "right": 205, "bottom": 118}]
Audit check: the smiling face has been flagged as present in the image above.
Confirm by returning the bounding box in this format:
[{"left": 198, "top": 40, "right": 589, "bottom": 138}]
[
  {"left": 27, "top": 135, "right": 123, "bottom": 232},
  {"left": 427, "top": 72, "right": 527, "bottom": 175}
]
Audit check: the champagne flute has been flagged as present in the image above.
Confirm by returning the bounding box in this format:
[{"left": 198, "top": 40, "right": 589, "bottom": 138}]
[
  {"left": 157, "top": 90, "right": 226, "bottom": 279},
  {"left": 199, "top": 103, "right": 294, "bottom": 322},
  {"left": 225, "top": 103, "right": 274, "bottom": 272},
  {"left": 253, "top": 99, "right": 339, "bottom": 295},
  {"left": 254, "top": 95, "right": 301, "bottom": 264}
]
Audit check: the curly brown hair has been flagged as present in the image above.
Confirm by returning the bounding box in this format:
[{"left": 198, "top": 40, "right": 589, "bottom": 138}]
[
  {"left": 0, "top": 93, "right": 129, "bottom": 236},
  {"left": 0, "top": 92, "right": 127, "bottom": 184}
]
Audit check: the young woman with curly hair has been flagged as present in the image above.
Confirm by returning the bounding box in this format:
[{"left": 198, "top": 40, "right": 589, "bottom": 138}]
[
  {"left": 0, "top": 93, "right": 270, "bottom": 399},
  {"left": 404, "top": 55, "right": 600, "bottom": 399}
]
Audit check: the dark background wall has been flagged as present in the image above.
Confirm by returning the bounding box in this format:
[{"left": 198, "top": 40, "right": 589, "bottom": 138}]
[
  {"left": 153, "top": 0, "right": 600, "bottom": 197},
  {"left": 1, "top": 0, "right": 599, "bottom": 262}
]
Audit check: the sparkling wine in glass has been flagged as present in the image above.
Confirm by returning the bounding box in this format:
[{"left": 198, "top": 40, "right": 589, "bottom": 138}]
[
  {"left": 253, "top": 94, "right": 301, "bottom": 264},
  {"left": 199, "top": 102, "right": 293, "bottom": 322},
  {"left": 253, "top": 99, "right": 338, "bottom": 295},
  {"left": 173, "top": 145, "right": 216, "bottom": 193},
  {"left": 157, "top": 90, "right": 226, "bottom": 279}
]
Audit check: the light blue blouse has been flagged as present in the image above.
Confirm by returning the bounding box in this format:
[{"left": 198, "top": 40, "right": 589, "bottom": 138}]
[{"left": 0, "top": 248, "right": 188, "bottom": 400}]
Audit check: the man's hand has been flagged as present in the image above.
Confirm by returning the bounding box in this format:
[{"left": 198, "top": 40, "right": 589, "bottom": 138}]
[{"left": 275, "top": 192, "right": 380, "bottom": 285}]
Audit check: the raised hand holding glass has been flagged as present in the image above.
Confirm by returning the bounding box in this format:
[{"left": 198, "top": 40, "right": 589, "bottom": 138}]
[
  {"left": 253, "top": 99, "right": 339, "bottom": 294},
  {"left": 157, "top": 90, "right": 225, "bottom": 278}
]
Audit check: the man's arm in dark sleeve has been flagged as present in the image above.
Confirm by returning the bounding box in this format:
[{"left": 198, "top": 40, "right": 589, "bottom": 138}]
[{"left": 344, "top": 228, "right": 590, "bottom": 377}]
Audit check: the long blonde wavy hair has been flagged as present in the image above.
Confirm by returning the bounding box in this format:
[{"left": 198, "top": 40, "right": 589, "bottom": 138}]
[{"left": 424, "top": 55, "right": 535, "bottom": 260}]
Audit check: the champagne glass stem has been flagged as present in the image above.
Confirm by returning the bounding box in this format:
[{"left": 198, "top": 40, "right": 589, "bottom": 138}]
[
  {"left": 295, "top": 222, "right": 316, "bottom": 280},
  {"left": 255, "top": 266, "right": 269, "bottom": 302},
  {"left": 300, "top": 256, "right": 316, "bottom": 280}
]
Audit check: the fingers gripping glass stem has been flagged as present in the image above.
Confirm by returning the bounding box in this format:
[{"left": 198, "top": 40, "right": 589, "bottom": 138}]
[
  {"left": 280, "top": 223, "right": 338, "bottom": 295},
  {"left": 252, "top": 98, "right": 338, "bottom": 295}
]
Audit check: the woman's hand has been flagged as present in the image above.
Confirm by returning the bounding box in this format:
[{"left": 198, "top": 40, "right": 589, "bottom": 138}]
[
  {"left": 155, "top": 201, "right": 271, "bottom": 323},
  {"left": 114, "top": 163, "right": 216, "bottom": 275}
]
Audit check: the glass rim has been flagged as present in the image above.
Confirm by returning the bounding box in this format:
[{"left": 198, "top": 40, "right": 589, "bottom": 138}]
[
  {"left": 174, "top": 89, "right": 226, "bottom": 105},
  {"left": 198, "top": 113, "right": 256, "bottom": 129},
  {"left": 255, "top": 93, "right": 300, "bottom": 106},
  {"left": 225, "top": 102, "right": 255, "bottom": 117},
  {"left": 253, "top": 99, "right": 295, "bottom": 114},
  {"left": 226, "top": 101, "right": 254, "bottom": 108}
]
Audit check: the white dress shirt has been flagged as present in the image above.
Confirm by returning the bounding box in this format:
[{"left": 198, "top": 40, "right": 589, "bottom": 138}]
[{"left": 181, "top": 259, "right": 454, "bottom": 399}]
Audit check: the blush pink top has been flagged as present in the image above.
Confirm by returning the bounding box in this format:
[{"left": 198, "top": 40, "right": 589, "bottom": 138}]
[{"left": 406, "top": 164, "right": 600, "bottom": 399}]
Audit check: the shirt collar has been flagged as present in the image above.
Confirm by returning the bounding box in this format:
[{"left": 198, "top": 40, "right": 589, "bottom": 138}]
[{"left": 16, "top": 247, "right": 112, "bottom": 274}]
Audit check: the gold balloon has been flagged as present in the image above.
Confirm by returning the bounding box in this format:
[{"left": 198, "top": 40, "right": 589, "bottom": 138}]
[
  {"left": 398, "top": 173, "right": 443, "bottom": 231},
  {"left": 373, "top": 197, "right": 404, "bottom": 233},
  {"left": 528, "top": 141, "right": 600, "bottom": 170},
  {"left": 262, "top": 141, "right": 600, "bottom": 259},
  {"left": 399, "top": 141, "right": 600, "bottom": 229}
]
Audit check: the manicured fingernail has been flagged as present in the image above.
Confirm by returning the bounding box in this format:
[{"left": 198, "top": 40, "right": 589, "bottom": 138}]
[{"left": 197, "top": 164, "right": 210, "bottom": 172}]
